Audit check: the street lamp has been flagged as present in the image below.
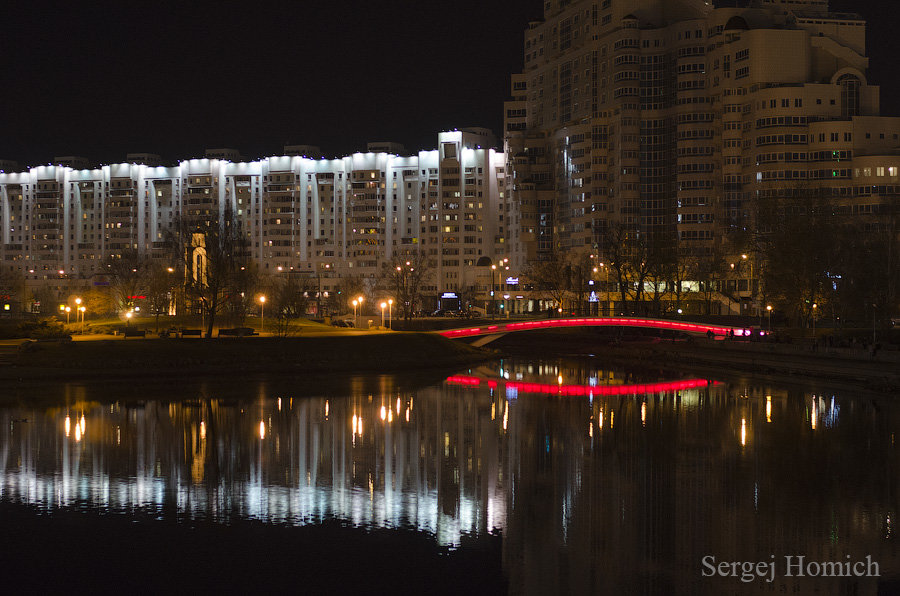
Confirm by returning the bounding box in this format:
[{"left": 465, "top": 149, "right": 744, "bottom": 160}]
[
  {"left": 812, "top": 303, "right": 817, "bottom": 339},
  {"left": 79, "top": 306, "right": 85, "bottom": 334},
  {"left": 125, "top": 311, "right": 133, "bottom": 327},
  {"left": 380, "top": 302, "right": 387, "bottom": 328},
  {"left": 596, "top": 262, "right": 609, "bottom": 316},
  {"left": 741, "top": 253, "right": 757, "bottom": 318},
  {"left": 490, "top": 264, "right": 497, "bottom": 320},
  {"left": 388, "top": 299, "right": 393, "bottom": 329},
  {"left": 317, "top": 263, "right": 331, "bottom": 317},
  {"left": 356, "top": 296, "right": 364, "bottom": 328},
  {"left": 352, "top": 299, "right": 358, "bottom": 326},
  {"left": 259, "top": 295, "right": 266, "bottom": 334},
  {"left": 166, "top": 267, "right": 176, "bottom": 315},
  {"left": 766, "top": 305, "right": 773, "bottom": 333},
  {"left": 65, "top": 306, "right": 71, "bottom": 325}
]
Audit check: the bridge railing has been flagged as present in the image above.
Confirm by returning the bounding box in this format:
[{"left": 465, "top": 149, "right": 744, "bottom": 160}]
[{"left": 439, "top": 317, "right": 754, "bottom": 339}]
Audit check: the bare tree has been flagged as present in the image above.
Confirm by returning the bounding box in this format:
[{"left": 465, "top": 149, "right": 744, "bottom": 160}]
[
  {"left": 104, "top": 249, "right": 149, "bottom": 312},
  {"left": 167, "top": 208, "right": 250, "bottom": 338},
  {"left": 0, "top": 270, "right": 24, "bottom": 314},
  {"left": 145, "top": 263, "right": 175, "bottom": 332},
  {"left": 523, "top": 250, "right": 572, "bottom": 314},
  {"left": 758, "top": 187, "right": 838, "bottom": 325},
  {"left": 271, "top": 274, "right": 313, "bottom": 320},
  {"left": 382, "top": 253, "right": 432, "bottom": 322},
  {"left": 600, "top": 223, "right": 634, "bottom": 308}
]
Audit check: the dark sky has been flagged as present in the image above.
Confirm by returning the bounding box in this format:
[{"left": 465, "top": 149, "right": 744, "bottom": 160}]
[{"left": 1, "top": 0, "right": 896, "bottom": 166}]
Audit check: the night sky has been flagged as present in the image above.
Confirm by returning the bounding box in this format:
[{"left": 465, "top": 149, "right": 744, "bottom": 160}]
[{"left": 1, "top": 0, "right": 895, "bottom": 166}]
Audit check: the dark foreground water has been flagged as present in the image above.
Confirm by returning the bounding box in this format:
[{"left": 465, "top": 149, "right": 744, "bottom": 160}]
[{"left": 1, "top": 359, "right": 899, "bottom": 595}]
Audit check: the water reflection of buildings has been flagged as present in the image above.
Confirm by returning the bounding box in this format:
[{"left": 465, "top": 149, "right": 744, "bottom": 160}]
[
  {"left": 0, "top": 376, "right": 508, "bottom": 548},
  {"left": 0, "top": 362, "right": 896, "bottom": 594},
  {"left": 496, "top": 360, "right": 895, "bottom": 596}
]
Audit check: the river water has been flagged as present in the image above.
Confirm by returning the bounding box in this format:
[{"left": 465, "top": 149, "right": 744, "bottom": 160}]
[{"left": 1, "top": 358, "right": 898, "bottom": 595}]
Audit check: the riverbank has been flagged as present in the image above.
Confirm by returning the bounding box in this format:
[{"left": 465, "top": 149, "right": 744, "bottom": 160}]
[
  {"left": 0, "top": 333, "right": 492, "bottom": 381},
  {"left": 489, "top": 329, "right": 900, "bottom": 393}
]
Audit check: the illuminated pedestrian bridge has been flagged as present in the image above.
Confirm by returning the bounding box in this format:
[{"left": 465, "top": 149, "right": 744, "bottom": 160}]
[{"left": 439, "top": 316, "right": 754, "bottom": 345}]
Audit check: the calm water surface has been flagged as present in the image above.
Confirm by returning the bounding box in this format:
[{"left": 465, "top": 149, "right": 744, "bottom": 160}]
[{"left": 1, "top": 358, "right": 899, "bottom": 595}]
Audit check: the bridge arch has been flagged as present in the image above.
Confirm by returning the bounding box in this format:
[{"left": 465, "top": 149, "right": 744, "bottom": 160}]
[{"left": 439, "top": 317, "right": 756, "bottom": 341}]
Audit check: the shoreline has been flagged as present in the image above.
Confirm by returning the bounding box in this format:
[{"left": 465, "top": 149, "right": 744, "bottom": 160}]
[
  {"left": 0, "top": 333, "right": 494, "bottom": 383},
  {"left": 489, "top": 330, "right": 900, "bottom": 393},
  {"left": 3, "top": 327, "right": 898, "bottom": 393}
]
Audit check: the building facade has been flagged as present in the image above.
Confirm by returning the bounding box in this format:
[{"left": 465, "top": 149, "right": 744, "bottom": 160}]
[
  {"left": 506, "top": 0, "right": 900, "bottom": 310},
  {"left": 0, "top": 130, "right": 510, "bottom": 310}
]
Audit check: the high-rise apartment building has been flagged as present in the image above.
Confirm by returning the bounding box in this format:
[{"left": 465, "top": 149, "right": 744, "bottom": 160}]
[
  {"left": 506, "top": 0, "right": 899, "bottom": 295},
  {"left": 0, "top": 130, "right": 507, "bottom": 309}
]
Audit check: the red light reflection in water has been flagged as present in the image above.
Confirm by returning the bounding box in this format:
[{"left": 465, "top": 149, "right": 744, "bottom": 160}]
[{"left": 446, "top": 375, "right": 715, "bottom": 396}]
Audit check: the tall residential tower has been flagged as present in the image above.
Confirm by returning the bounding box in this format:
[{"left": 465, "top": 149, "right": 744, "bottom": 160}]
[{"left": 506, "top": 0, "right": 899, "bottom": 296}]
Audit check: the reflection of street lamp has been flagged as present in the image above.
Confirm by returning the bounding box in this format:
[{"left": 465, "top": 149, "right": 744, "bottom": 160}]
[
  {"left": 380, "top": 302, "right": 387, "bottom": 328},
  {"left": 259, "top": 295, "right": 266, "bottom": 334}
]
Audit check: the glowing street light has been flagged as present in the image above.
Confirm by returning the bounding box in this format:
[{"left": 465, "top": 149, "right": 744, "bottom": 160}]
[
  {"left": 79, "top": 306, "right": 85, "bottom": 334},
  {"left": 259, "top": 295, "right": 266, "bottom": 334},
  {"left": 812, "top": 303, "right": 818, "bottom": 338},
  {"left": 766, "top": 305, "right": 773, "bottom": 333},
  {"left": 380, "top": 302, "right": 387, "bottom": 328},
  {"left": 65, "top": 306, "right": 71, "bottom": 324},
  {"left": 125, "top": 311, "right": 133, "bottom": 327},
  {"left": 490, "top": 264, "right": 497, "bottom": 320},
  {"left": 388, "top": 299, "right": 393, "bottom": 330}
]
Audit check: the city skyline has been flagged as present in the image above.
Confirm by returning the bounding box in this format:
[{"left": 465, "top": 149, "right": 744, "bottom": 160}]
[{"left": 3, "top": 0, "right": 896, "bottom": 166}]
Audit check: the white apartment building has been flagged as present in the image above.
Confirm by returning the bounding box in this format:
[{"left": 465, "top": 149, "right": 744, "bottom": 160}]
[{"left": 0, "top": 130, "right": 509, "bottom": 308}]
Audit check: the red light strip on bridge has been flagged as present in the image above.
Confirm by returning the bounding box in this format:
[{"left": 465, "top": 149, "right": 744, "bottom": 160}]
[
  {"left": 446, "top": 375, "right": 713, "bottom": 396},
  {"left": 439, "top": 317, "right": 750, "bottom": 339}
]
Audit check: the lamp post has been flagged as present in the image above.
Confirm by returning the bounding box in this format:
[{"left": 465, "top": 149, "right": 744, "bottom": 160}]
[
  {"left": 388, "top": 299, "right": 393, "bottom": 330},
  {"left": 258, "top": 295, "right": 266, "bottom": 334},
  {"left": 812, "top": 303, "right": 817, "bottom": 339},
  {"left": 166, "top": 267, "right": 176, "bottom": 315},
  {"left": 65, "top": 306, "right": 71, "bottom": 325},
  {"left": 873, "top": 303, "right": 878, "bottom": 346},
  {"left": 352, "top": 299, "right": 358, "bottom": 327},
  {"left": 75, "top": 298, "right": 83, "bottom": 333},
  {"left": 766, "top": 305, "right": 773, "bottom": 333},
  {"left": 741, "top": 253, "right": 755, "bottom": 317},
  {"left": 125, "top": 311, "right": 132, "bottom": 327},
  {"left": 357, "top": 296, "right": 364, "bottom": 329},
  {"left": 380, "top": 302, "right": 387, "bottom": 328},
  {"left": 490, "top": 264, "right": 497, "bottom": 320},
  {"left": 316, "top": 264, "right": 330, "bottom": 317}
]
